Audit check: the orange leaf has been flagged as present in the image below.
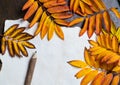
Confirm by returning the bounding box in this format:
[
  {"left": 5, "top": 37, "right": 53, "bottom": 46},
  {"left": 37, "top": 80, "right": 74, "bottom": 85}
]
[
  {"left": 54, "top": 19, "right": 69, "bottom": 26},
  {"left": 79, "top": 17, "right": 89, "bottom": 36},
  {"left": 43, "top": 0, "right": 66, "bottom": 8},
  {"left": 102, "top": 73, "right": 113, "bottom": 85},
  {"left": 95, "top": 13, "right": 102, "bottom": 35},
  {"left": 47, "top": 6, "right": 69, "bottom": 13},
  {"left": 22, "top": 0, "right": 34, "bottom": 10},
  {"left": 24, "top": 1, "right": 38, "bottom": 20},
  {"left": 91, "top": 72, "right": 105, "bottom": 85},
  {"left": 52, "top": 12, "right": 73, "bottom": 19},
  {"left": 68, "top": 17, "right": 84, "bottom": 26},
  {"left": 111, "top": 75, "right": 119, "bottom": 85},
  {"left": 87, "top": 15, "right": 95, "bottom": 38},
  {"left": 103, "top": 11, "right": 111, "bottom": 32}
]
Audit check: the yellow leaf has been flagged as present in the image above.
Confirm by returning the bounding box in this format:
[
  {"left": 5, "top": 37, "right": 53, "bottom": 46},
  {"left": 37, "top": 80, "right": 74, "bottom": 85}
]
[
  {"left": 112, "top": 36, "right": 119, "bottom": 52},
  {"left": 111, "top": 21, "right": 117, "bottom": 35},
  {"left": 34, "top": 12, "right": 47, "bottom": 36},
  {"left": 84, "top": 48, "right": 92, "bottom": 66},
  {"left": 88, "top": 40, "right": 98, "bottom": 47},
  {"left": 111, "top": 7, "right": 120, "bottom": 18},
  {"left": 81, "top": 70, "right": 98, "bottom": 85},
  {"left": 4, "top": 24, "right": 18, "bottom": 36},
  {"left": 29, "top": 7, "right": 43, "bottom": 27},
  {"left": 48, "top": 21, "right": 55, "bottom": 40},
  {"left": 1, "top": 37, "right": 6, "bottom": 55},
  {"left": 55, "top": 24, "right": 64, "bottom": 40},
  {"left": 112, "top": 65, "right": 120, "bottom": 73},
  {"left": 73, "top": 0, "right": 79, "bottom": 12},
  {"left": 68, "top": 60, "right": 88, "bottom": 68},
  {"left": 40, "top": 16, "right": 50, "bottom": 39},
  {"left": 75, "top": 68, "right": 91, "bottom": 79}
]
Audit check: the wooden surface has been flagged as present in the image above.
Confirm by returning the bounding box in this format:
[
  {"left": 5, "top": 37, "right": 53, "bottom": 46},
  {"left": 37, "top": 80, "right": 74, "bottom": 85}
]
[
  {"left": 0, "top": 0, "right": 26, "bottom": 34},
  {"left": 0, "top": 0, "right": 27, "bottom": 52}
]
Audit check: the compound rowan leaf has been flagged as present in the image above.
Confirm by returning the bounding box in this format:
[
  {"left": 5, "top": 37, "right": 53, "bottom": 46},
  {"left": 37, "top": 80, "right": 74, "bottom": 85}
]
[
  {"left": 1, "top": 24, "right": 35, "bottom": 57},
  {"left": 69, "top": 0, "right": 120, "bottom": 38},
  {"left": 23, "top": 0, "right": 72, "bottom": 40},
  {"left": 88, "top": 31, "right": 120, "bottom": 64}
]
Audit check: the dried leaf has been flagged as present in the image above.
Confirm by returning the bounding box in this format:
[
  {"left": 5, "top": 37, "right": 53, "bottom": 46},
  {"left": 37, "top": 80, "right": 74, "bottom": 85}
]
[
  {"left": 103, "top": 11, "right": 111, "bottom": 32},
  {"left": 95, "top": 13, "right": 102, "bottom": 35},
  {"left": 81, "top": 70, "right": 98, "bottom": 85},
  {"left": 93, "top": 0, "right": 106, "bottom": 10},
  {"left": 1, "top": 37, "right": 6, "bottom": 55},
  {"left": 68, "top": 17, "right": 84, "bottom": 26},
  {"left": 22, "top": 0, "right": 34, "bottom": 10},
  {"left": 23, "top": 0, "right": 72, "bottom": 40},
  {"left": 55, "top": 24, "right": 64, "bottom": 40},
  {"left": 102, "top": 73, "right": 113, "bottom": 85},
  {"left": 34, "top": 12, "right": 47, "bottom": 36},
  {"left": 111, "top": 7, "right": 120, "bottom": 18},
  {"left": 79, "top": 17, "right": 89, "bottom": 36},
  {"left": 48, "top": 21, "right": 55, "bottom": 40},
  {"left": 75, "top": 68, "right": 91, "bottom": 79},
  {"left": 87, "top": 15, "right": 95, "bottom": 38},
  {"left": 52, "top": 12, "right": 73, "bottom": 19},
  {"left": 40, "top": 16, "right": 50, "bottom": 39},
  {"left": 43, "top": 0, "right": 66, "bottom": 8},
  {"left": 91, "top": 72, "right": 105, "bottom": 85},
  {"left": 29, "top": 7, "right": 43, "bottom": 28},
  {"left": 68, "top": 60, "right": 88, "bottom": 68},
  {"left": 47, "top": 6, "right": 69, "bottom": 13},
  {"left": 24, "top": 1, "right": 38, "bottom": 20},
  {"left": 1, "top": 24, "right": 35, "bottom": 57},
  {"left": 111, "top": 75, "right": 119, "bottom": 85}
]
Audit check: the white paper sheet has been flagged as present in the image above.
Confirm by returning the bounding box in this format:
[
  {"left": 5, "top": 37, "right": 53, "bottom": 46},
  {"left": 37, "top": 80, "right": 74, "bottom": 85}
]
[{"left": 0, "top": 19, "right": 95, "bottom": 85}]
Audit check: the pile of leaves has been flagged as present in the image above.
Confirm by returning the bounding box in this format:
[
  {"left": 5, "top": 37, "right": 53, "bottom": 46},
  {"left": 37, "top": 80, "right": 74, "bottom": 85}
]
[{"left": 1, "top": 0, "right": 120, "bottom": 84}]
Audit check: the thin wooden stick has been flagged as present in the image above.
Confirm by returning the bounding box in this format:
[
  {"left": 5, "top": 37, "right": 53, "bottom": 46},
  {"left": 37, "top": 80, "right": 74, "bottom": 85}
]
[{"left": 24, "top": 51, "right": 37, "bottom": 85}]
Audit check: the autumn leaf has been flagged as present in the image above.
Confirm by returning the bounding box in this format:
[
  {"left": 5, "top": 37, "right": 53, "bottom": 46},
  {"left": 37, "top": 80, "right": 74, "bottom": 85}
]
[
  {"left": 69, "top": 0, "right": 120, "bottom": 38},
  {"left": 69, "top": 27, "right": 120, "bottom": 84},
  {"left": 1, "top": 24, "right": 35, "bottom": 57},
  {"left": 69, "top": 47, "right": 120, "bottom": 85},
  {"left": 87, "top": 24, "right": 120, "bottom": 65},
  {"left": 22, "top": 0, "right": 73, "bottom": 40}
]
